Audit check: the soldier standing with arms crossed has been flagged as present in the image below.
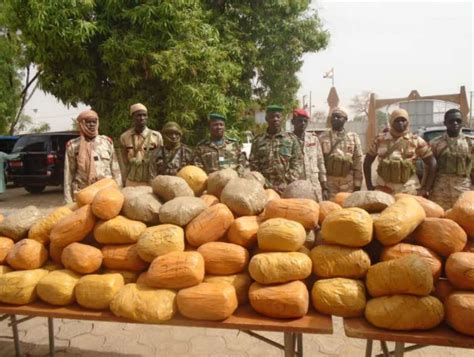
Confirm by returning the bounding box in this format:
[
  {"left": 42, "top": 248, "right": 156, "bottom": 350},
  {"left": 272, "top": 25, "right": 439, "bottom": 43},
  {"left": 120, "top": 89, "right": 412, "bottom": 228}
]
[
  {"left": 292, "top": 108, "right": 329, "bottom": 201},
  {"left": 120, "top": 103, "right": 162, "bottom": 186},
  {"left": 319, "top": 107, "right": 363, "bottom": 198},
  {"left": 249, "top": 105, "right": 303, "bottom": 194},
  {"left": 429, "top": 109, "right": 473, "bottom": 209}
]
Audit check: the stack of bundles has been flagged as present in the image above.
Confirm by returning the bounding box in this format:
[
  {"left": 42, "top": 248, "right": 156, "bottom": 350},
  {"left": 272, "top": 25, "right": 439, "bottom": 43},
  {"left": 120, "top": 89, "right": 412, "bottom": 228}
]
[
  {"left": 311, "top": 194, "right": 374, "bottom": 317},
  {"left": 246, "top": 198, "right": 318, "bottom": 319}
]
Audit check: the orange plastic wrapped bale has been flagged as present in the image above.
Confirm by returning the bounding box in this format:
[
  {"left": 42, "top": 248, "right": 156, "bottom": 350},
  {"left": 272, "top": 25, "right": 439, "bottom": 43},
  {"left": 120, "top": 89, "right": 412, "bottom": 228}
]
[
  {"left": 264, "top": 198, "right": 319, "bottom": 230},
  {"left": 0, "top": 237, "right": 14, "bottom": 264},
  {"left": 200, "top": 194, "right": 219, "bottom": 207},
  {"left": 249, "top": 281, "right": 309, "bottom": 319},
  {"left": 394, "top": 193, "right": 444, "bottom": 218},
  {"left": 28, "top": 206, "right": 73, "bottom": 245},
  {"left": 146, "top": 251, "right": 204, "bottom": 289},
  {"left": 197, "top": 242, "right": 249, "bottom": 275},
  {"left": 50, "top": 205, "right": 96, "bottom": 248},
  {"left": 91, "top": 187, "right": 124, "bottom": 220},
  {"left": 61, "top": 242, "right": 103, "bottom": 274},
  {"left": 445, "top": 252, "right": 474, "bottom": 290},
  {"left": 185, "top": 203, "right": 234, "bottom": 247},
  {"left": 7, "top": 239, "right": 48, "bottom": 270},
  {"left": 204, "top": 272, "right": 252, "bottom": 305},
  {"left": 177, "top": 282, "right": 238, "bottom": 321},
  {"left": 447, "top": 191, "right": 474, "bottom": 236},
  {"left": 227, "top": 216, "right": 260, "bottom": 248},
  {"left": 332, "top": 192, "right": 351, "bottom": 206},
  {"left": 433, "top": 279, "right": 455, "bottom": 304},
  {"left": 318, "top": 201, "right": 342, "bottom": 225},
  {"left": 75, "top": 178, "right": 118, "bottom": 206},
  {"left": 413, "top": 218, "right": 467, "bottom": 257},
  {"left": 445, "top": 292, "right": 474, "bottom": 336},
  {"left": 101, "top": 244, "right": 148, "bottom": 272}
]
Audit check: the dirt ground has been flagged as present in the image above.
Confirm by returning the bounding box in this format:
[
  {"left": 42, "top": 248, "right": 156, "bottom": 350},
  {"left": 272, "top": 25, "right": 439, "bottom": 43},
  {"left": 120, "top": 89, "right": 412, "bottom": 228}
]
[{"left": 0, "top": 186, "right": 65, "bottom": 216}]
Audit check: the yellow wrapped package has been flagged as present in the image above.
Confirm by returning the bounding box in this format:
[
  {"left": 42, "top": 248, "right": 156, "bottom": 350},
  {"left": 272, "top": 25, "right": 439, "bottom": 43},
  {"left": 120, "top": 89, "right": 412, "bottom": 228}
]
[
  {"left": 75, "top": 273, "right": 124, "bottom": 310},
  {"left": 28, "top": 206, "right": 73, "bottom": 245},
  {"left": 311, "top": 278, "right": 366, "bottom": 317},
  {"left": 374, "top": 196, "right": 425, "bottom": 246},
  {"left": 103, "top": 270, "right": 139, "bottom": 284},
  {"left": 7, "top": 239, "right": 48, "bottom": 270},
  {"left": 110, "top": 284, "right": 177, "bottom": 323},
  {"left": 136, "top": 224, "right": 184, "bottom": 262},
  {"left": 310, "top": 245, "right": 371, "bottom": 278},
  {"left": 0, "top": 269, "right": 49, "bottom": 305},
  {"left": 50, "top": 205, "right": 96, "bottom": 248},
  {"left": 366, "top": 255, "right": 433, "bottom": 297},
  {"left": 177, "top": 282, "right": 238, "bottom": 321},
  {"left": 94, "top": 215, "right": 147, "bottom": 244},
  {"left": 37, "top": 269, "right": 81, "bottom": 306},
  {"left": 0, "top": 237, "right": 14, "bottom": 264},
  {"left": 248, "top": 252, "right": 312, "bottom": 285},
  {"left": 91, "top": 186, "right": 124, "bottom": 220},
  {"left": 204, "top": 272, "right": 252, "bottom": 305},
  {"left": 321, "top": 208, "right": 373, "bottom": 247},
  {"left": 177, "top": 165, "right": 208, "bottom": 196},
  {"left": 249, "top": 281, "right": 309, "bottom": 319},
  {"left": 257, "top": 218, "right": 306, "bottom": 252},
  {"left": 365, "top": 295, "right": 444, "bottom": 330}
]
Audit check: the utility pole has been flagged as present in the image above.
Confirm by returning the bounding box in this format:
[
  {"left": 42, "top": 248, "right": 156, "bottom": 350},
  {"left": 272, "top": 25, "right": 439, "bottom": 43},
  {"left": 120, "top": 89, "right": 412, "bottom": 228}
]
[{"left": 309, "top": 91, "right": 312, "bottom": 117}]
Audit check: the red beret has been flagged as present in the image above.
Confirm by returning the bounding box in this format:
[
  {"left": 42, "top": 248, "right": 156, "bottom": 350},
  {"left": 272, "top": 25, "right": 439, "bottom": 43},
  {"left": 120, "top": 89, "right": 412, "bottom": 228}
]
[{"left": 293, "top": 108, "right": 309, "bottom": 119}]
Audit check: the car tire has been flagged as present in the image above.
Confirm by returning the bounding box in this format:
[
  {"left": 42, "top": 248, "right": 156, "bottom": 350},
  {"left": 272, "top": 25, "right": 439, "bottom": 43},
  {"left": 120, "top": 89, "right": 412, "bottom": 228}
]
[{"left": 25, "top": 186, "right": 46, "bottom": 194}]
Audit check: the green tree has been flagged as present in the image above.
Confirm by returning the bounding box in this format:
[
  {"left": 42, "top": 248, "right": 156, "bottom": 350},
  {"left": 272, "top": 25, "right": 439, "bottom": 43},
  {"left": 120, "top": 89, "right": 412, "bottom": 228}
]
[{"left": 3, "top": 1, "right": 329, "bottom": 142}]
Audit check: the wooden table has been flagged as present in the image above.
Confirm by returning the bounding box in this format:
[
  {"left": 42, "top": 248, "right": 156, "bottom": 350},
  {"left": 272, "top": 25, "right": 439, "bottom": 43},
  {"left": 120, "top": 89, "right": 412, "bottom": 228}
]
[
  {"left": 343, "top": 317, "right": 474, "bottom": 357},
  {"left": 0, "top": 303, "right": 333, "bottom": 357}
]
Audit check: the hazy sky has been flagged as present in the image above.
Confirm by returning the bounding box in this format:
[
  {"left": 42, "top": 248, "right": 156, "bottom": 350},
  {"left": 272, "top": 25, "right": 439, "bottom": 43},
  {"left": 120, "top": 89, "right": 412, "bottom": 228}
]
[{"left": 23, "top": 0, "right": 473, "bottom": 131}]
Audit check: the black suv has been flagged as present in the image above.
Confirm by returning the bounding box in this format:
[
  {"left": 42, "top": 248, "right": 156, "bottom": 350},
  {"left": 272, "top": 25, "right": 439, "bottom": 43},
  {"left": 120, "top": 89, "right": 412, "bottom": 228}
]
[{"left": 8, "top": 131, "right": 79, "bottom": 193}]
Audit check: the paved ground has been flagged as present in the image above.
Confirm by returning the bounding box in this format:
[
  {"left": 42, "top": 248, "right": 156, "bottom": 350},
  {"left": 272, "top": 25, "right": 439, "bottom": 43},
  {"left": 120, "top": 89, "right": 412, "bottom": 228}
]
[{"left": 0, "top": 187, "right": 473, "bottom": 356}]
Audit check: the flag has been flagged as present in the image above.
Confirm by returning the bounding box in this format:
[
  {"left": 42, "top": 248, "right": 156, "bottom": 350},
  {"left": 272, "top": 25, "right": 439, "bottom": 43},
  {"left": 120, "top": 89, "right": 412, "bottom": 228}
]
[{"left": 323, "top": 68, "right": 334, "bottom": 79}]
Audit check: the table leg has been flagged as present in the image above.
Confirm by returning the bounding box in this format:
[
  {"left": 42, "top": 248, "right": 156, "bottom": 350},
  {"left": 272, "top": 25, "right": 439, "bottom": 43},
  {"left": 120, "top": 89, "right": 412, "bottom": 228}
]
[
  {"left": 365, "top": 339, "right": 373, "bottom": 357},
  {"left": 48, "top": 318, "right": 55, "bottom": 357},
  {"left": 10, "top": 315, "right": 21, "bottom": 357},
  {"left": 380, "top": 341, "right": 389, "bottom": 357},
  {"left": 296, "top": 333, "right": 303, "bottom": 356},
  {"left": 394, "top": 342, "right": 404, "bottom": 357},
  {"left": 284, "top": 332, "right": 296, "bottom": 357}
]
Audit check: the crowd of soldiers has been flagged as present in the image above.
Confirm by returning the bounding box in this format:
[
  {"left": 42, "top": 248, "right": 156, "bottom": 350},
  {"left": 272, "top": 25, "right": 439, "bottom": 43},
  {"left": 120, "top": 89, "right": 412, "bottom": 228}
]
[{"left": 64, "top": 103, "right": 473, "bottom": 210}]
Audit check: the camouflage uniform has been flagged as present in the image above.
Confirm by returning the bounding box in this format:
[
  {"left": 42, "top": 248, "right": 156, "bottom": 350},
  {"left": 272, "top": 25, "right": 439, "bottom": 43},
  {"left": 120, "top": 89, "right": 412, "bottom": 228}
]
[
  {"left": 64, "top": 135, "right": 122, "bottom": 203},
  {"left": 193, "top": 137, "right": 248, "bottom": 175},
  {"left": 150, "top": 144, "right": 194, "bottom": 176},
  {"left": 319, "top": 129, "right": 363, "bottom": 198},
  {"left": 298, "top": 132, "right": 327, "bottom": 202},
  {"left": 120, "top": 127, "right": 163, "bottom": 186},
  {"left": 429, "top": 133, "right": 473, "bottom": 209},
  {"left": 367, "top": 132, "right": 432, "bottom": 195},
  {"left": 249, "top": 131, "right": 303, "bottom": 194}
]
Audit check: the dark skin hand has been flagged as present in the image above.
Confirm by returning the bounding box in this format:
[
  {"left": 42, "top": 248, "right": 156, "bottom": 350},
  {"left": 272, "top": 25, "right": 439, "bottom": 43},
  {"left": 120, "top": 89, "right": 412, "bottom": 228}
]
[
  {"left": 321, "top": 182, "right": 330, "bottom": 200},
  {"left": 209, "top": 120, "right": 225, "bottom": 141},
  {"left": 133, "top": 110, "right": 148, "bottom": 133},
  {"left": 266, "top": 112, "right": 282, "bottom": 134},
  {"left": 418, "top": 155, "right": 436, "bottom": 197},
  {"left": 363, "top": 154, "right": 376, "bottom": 190}
]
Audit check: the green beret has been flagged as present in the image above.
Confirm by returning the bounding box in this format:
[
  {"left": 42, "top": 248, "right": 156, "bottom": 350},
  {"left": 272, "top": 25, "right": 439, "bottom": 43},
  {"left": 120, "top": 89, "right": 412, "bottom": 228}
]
[
  {"left": 266, "top": 105, "right": 284, "bottom": 113},
  {"left": 209, "top": 113, "right": 226, "bottom": 122}
]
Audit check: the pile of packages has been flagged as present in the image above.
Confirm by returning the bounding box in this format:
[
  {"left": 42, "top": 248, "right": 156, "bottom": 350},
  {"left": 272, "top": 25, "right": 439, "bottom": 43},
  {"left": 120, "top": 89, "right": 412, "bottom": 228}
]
[{"left": 0, "top": 166, "right": 472, "bottom": 337}]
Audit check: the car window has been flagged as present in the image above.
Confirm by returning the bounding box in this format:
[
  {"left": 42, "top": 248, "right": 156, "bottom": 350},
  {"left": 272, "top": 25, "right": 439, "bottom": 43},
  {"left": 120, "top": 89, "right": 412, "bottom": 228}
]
[
  {"left": 423, "top": 128, "right": 474, "bottom": 143},
  {"left": 12, "top": 135, "right": 50, "bottom": 153}
]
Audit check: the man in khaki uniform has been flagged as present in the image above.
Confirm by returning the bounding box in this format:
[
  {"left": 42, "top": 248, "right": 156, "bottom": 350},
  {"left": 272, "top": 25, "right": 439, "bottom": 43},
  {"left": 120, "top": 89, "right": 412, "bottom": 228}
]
[
  {"left": 364, "top": 108, "right": 436, "bottom": 196},
  {"left": 64, "top": 110, "right": 122, "bottom": 203},
  {"left": 292, "top": 108, "right": 329, "bottom": 201},
  {"left": 120, "top": 103, "right": 163, "bottom": 186},
  {"left": 430, "top": 109, "right": 473, "bottom": 209},
  {"left": 193, "top": 113, "right": 248, "bottom": 175},
  {"left": 318, "top": 107, "right": 363, "bottom": 198}
]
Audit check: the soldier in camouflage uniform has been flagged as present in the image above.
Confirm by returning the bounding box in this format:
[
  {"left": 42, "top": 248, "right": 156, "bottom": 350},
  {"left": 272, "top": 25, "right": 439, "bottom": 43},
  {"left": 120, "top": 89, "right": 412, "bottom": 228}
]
[
  {"left": 292, "top": 108, "right": 329, "bottom": 201},
  {"left": 319, "top": 107, "right": 363, "bottom": 198},
  {"left": 150, "top": 121, "right": 193, "bottom": 176},
  {"left": 64, "top": 110, "right": 122, "bottom": 203},
  {"left": 249, "top": 105, "right": 303, "bottom": 194},
  {"left": 430, "top": 109, "right": 473, "bottom": 209},
  {"left": 364, "top": 108, "right": 436, "bottom": 196},
  {"left": 193, "top": 113, "right": 248, "bottom": 175},
  {"left": 120, "top": 103, "right": 163, "bottom": 186}
]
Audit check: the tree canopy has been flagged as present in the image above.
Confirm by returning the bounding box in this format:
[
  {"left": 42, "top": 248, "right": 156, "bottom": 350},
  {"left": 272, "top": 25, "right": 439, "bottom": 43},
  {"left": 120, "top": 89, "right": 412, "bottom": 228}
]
[{"left": 3, "top": 0, "right": 329, "bottom": 142}]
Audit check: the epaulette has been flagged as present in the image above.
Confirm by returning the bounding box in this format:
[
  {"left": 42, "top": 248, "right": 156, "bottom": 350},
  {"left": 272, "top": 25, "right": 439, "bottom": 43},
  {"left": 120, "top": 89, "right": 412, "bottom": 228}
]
[
  {"left": 66, "top": 137, "right": 79, "bottom": 147},
  {"left": 104, "top": 135, "right": 113, "bottom": 144}
]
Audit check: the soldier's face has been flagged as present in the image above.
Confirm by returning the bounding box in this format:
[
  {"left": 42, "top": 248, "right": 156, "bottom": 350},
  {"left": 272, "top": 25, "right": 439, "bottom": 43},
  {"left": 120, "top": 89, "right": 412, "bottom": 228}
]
[
  {"left": 133, "top": 110, "right": 148, "bottom": 130},
  {"left": 166, "top": 131, "right": 181, "bottom": 143},
  {"left": 266, "top": 112, "right": 282, "bottom": 130},
  {"left": 392, "top": 117, "right": 408, "bottom": 133},
  {"left": 84, "top": 118, "right": 98, "bottom": 132},
  {"left": 445, "top": 112, "right": 463, "bottom": 136},
  {"left": 330, "top": 113, "right": 347, "bottom": 131},
  {"left": 209, "top": 120, "right": 225, "bottom": 139},
  {"left": 292, "top": 117, "right": 308, "bottom": 135}
]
